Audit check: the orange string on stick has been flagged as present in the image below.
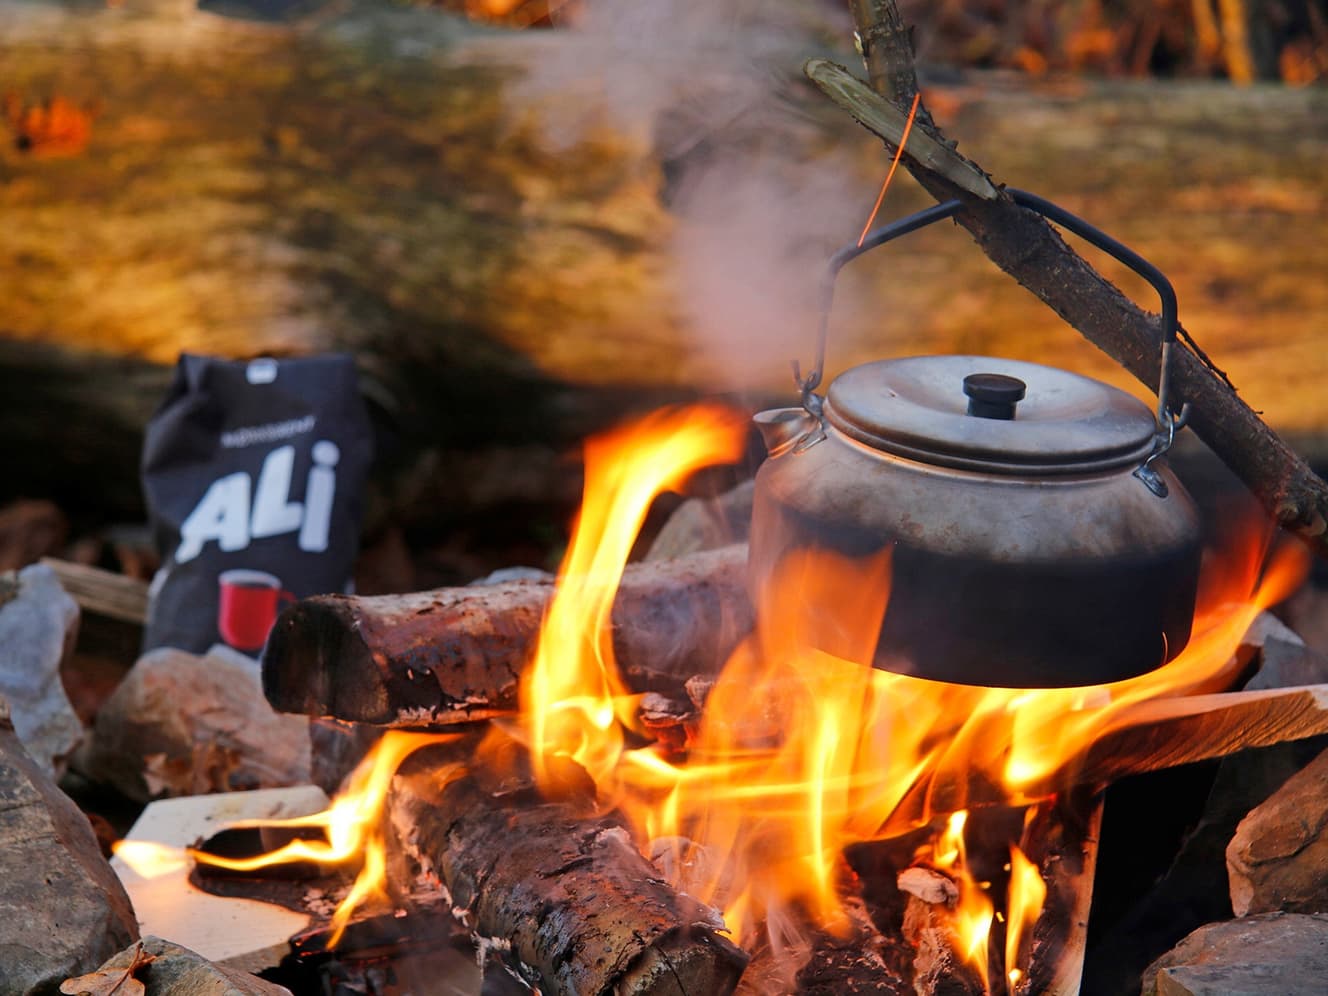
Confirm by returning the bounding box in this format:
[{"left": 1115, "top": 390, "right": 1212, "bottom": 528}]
[{"left": 856, "top": 92, "right": 922, "bottom": 247}]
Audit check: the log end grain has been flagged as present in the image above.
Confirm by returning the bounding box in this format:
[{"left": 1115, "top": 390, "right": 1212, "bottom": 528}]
[{"left": 262, "top": 596, "right": 390, "bottom": 723}]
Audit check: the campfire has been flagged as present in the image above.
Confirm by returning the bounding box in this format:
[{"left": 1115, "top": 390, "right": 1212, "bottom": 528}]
[
  {"left": 114, "top": 401, "right": 1310, "bottom": 994},
  {"left": 7, "top": 2, "right": 1327, "bottom": 994}
]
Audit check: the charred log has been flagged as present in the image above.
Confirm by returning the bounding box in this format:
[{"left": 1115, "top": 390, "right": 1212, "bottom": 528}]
[
  {"left": 1015, "top": 788, "right": 1104, "bottom": 996},
  {"left": 385, "top": 745, "right": 749, "bottom": 996},
  {"left": 790, "top": 894, "right": 913, "bottom": 996},
  {"left": 898, "top": 867, "right": 986, "bottom": 996},
  {"left": 263, "top": 544, "right": 751, "bottom": 726}
]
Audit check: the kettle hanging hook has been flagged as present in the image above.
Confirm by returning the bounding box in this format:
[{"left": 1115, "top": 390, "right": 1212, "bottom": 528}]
[{"left": 801, "top": 189, "right": 1186, "bottom": 488}]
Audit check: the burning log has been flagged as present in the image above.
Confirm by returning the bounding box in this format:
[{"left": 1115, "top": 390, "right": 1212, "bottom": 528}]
[
  {"left": 1013, "top": 789, "right": 1104, "bottom": 996},
  {"left": 898, "top": 867, "right": 987, "bottom": 996},
  {"left": 263, "top": 544, "right": 752, "bottom": 726},
  {"left": 789, "top": 892, "right": 913, "bottom": 996},
  {"left": 385, "top": 745, "right": 749, "bottom": 996}
]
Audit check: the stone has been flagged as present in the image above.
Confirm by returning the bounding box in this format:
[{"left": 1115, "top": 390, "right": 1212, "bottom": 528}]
[
  {"left": 0, "top": 561, "right": 84, "bottom": 777},
  {"left": 71, "top": 936, "right": 292, "bottom": 995},
  {"left": 1143, "top": 912, "right": 1328, "bottom": 996},
  {"left": 644, "top": 480, "right": 753, "bottom": 562},
  {"left": 77, "top": 644, "right": 309, "bottom": 803},
  {"left": 1242, "top": 611, "right": 1328, "bottom": 690},
  {"left": 0, "top": 698, "right": 138, "bottom": 994},
  {"left": 1227, "top": 743, "right": 1328, "bottom": 916}
]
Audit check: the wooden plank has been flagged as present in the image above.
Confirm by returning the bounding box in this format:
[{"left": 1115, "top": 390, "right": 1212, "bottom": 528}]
[
  {"left": 1017, "top": 788, "right": 1105, "bottom": 996},
  {"left": 41, "top": 557, "right": 148, "bottom": 625},
  {"left": 110, "top": 786, "right": 329, "bottom": 973}
]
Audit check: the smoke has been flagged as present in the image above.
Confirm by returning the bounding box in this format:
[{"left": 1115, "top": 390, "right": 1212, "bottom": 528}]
[{"left": 511, "top": 0, "right": 882, "bottom": 393}]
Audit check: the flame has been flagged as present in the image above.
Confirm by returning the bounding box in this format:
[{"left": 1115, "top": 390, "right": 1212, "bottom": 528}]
[
  {"left": 930, "top": 811, "right": 993, "bottom": 985},
  {"left": 515, "top": 405, "right": 1305, "bottom": 975},
  {"left": 113, "top": 839, "right": 191, "bottom": 880},
  {"left": 166, "top": 404, "right": 1305, "bottom": 980},
  {"left": 999, "top": 530, "right": 1307, "bottom": 795},
  {"left": 523, "top": 403, "right": 748, "bottom": 790},
  {"left": 1005, "top": 843, "right": 1046, "bottom": 988},
  {"left": 189, "top": 730, "right": 457, "bottom": 945}
]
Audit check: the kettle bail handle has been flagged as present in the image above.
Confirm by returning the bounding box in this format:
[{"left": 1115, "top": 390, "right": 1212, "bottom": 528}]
[{"left": 801, "top": 188, "right": 1186, "bottom": 455}]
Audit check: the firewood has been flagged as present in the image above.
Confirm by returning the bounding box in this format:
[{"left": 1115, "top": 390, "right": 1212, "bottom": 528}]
[
  {"left": 262, "top": 544, "right": 752, "bottom": 726},
  {"left": 385, "top": 745, "right": 749, "bottom": 996},
  {"left": 789, "top": 892, "right": 913, "bottom": 996},
  {"left": 1015, "top": 789, "right": 1104, "bottom": 996},
  {"left": 898, "top": 867, "right": 986, "bottom": 996},
  {"left": 40, "top": 557, "right": 148, "bottom": 626}
]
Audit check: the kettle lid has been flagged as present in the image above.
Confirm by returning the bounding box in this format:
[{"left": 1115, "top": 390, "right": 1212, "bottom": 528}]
[{"left": 824, "top": 355, "right": 1157, "bottom": 474}]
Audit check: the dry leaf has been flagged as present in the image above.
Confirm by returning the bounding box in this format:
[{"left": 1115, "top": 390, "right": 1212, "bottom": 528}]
[{"left": 60, "top": 941, "right": 156, "bottom": 996}]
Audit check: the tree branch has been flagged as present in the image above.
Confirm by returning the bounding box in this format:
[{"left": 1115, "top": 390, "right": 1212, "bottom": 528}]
[{"left": 816, "top": 1, "right": 1328, "bottom": 554}]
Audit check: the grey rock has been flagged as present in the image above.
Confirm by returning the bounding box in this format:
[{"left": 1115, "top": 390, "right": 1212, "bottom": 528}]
[
  {"left": 1242, "top": 611, "right": 1328, "bottom": 691},
  {"left": 645, "top": 480, "right": 753, "bottom": 562},
  {"left": 77, "top": 644, "right": 309, "bottom": 803},
  {"left": 1144, "top": 912, "right": 1328, "bottom": 996},
  {"left": 76, "top": 936, "right": 291, "bottom": 995},
  {"left": 1227, "top": 742, "right": 1328, "bottom": 916},
  {"left": 0, "top": 698, "right": 138, "bottom": 995},
  {"left": 467, "top": 566, "right": 553, "bottom": 586},
  {"left": 0, "top": 562, "right": 84, "bottom": 777}
]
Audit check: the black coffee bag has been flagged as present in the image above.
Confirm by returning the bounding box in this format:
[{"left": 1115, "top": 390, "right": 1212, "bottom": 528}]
[{"left": 142, "top": 354, "right": 373, "bottom": 654}]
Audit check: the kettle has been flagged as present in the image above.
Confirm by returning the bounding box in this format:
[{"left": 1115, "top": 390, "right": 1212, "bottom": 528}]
[{"left": 749, "top": 190, "right": 1201, "bottom": 688}]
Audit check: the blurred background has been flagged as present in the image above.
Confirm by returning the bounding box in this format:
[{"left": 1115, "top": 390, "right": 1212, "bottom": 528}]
[{"left": 1, "top": 0, "right": 1324, "bottom": 587}]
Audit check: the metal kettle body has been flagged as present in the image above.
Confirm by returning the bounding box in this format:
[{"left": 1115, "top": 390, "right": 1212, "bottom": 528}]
[
  {"left": 751, "top": 191, "right": 1205, "bottom": 688},
  {"left": 749, "top": 357, "right": 1202, "bottom": 688}
]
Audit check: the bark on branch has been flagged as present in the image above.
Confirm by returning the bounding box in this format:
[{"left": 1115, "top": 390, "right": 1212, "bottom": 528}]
[
  {"left": 387, "top": 744, "right": 749, "bottom": 995},
  {"left": 818, "top": 0, "right": 1328, "bottom": 555}
]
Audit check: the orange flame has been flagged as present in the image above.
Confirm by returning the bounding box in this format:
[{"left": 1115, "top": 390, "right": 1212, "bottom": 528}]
[
  {"left": 169, "top": 405, "right": 1305, "bottom": 981},
  {"left": 189, "top": 730, "right": 457, "bottom": 945},
  {"left": 518, "top": 405, "right": 1305, "bottom": 973},
  {"left": 112, "top": 839, "right": 190, "bottom": 880},
  {"left": 931, "top": 811, "right": 994, "bottom": 985},
  {"left": 522, "top": 403, "right": 748, "bottom": 790},
  {"left": 1005, "top": 843, "right": 1047, "bottom": 988}
]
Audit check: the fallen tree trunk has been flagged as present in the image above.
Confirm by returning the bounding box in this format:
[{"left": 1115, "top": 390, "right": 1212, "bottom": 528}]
[
  {"left": 385, "top": 746, "right": 749, "bottom": 996},
  {"left": 262, "top": 544, "right": 752, "bottom": 725},
  {"left": 4, "top": 1, "right": 1326, "bottom": 526}
]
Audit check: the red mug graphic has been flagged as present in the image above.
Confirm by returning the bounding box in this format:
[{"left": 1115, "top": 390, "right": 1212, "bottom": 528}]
[{"left": 217, "top": 569, "right": 295, "bottom": 652}]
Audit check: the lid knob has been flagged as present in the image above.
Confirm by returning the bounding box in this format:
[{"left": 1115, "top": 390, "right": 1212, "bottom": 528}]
[{"left": 963, "top": 373, "right": 1027, "bottom": 420}]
